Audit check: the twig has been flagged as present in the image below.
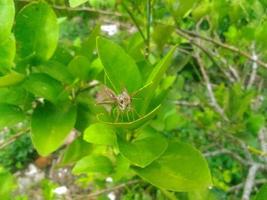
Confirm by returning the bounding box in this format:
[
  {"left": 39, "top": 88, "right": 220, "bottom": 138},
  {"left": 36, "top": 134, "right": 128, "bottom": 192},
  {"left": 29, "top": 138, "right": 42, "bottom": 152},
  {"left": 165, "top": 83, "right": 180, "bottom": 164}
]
[
  {"left": 247, "top": 44, "right": 259, "bottom": 89},
  {"left": 176, "top": 28, "right": 267, "bottom": 69},
  {"left": 242, "top": 164, "right": 260, "bottom": 200},
  {"left": 172, "top": 100, "right": 200, "bottom": 107},
  {"left": 121, "top": 2, "right": 146, "bottom": 42},
  {"left": 0, "top": 129, "right": 29, "bottom": 150},
  {"left": 146, "top": 0, "right": 152, "bottom": 57},
  {"left": 204, "top": 149, "right": 249, "bottom": 166},
  {"left": 17, "top": 0, "right": 124, "bottom": 17},
  {"left": 75, "top": 180, "right": 140, "bottom": 199},
  {"left": 195, "top": 52, "right": 229, "bottom": 121},
  {"left": 258, "top": 127, "right": 267, "bottom": 163},
  {"left": 227, "top": 179, "right": 267, "bottom": 193}
]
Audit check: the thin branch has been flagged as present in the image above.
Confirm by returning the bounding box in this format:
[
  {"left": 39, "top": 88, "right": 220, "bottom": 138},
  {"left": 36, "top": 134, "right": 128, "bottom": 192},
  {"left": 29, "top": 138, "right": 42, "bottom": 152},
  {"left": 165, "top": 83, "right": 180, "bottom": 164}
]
[
  {"left": 176, "top": 28, "right": 267, "bottom": 69},
  {"left": 204, "top": 149, "right": 249, "bottom": 166},
  {"left": 75, "top": 180, "right": 140, "bottom": 199},
  {"left": 121, "top": 2, "right": 146, "bottom": 42},
  {"left": 247, "top": 44, "right": 259, "bottom": 89},
  {"left": 195, "top": 52, "right": 229, "bottom": 121},
  {"left": 258, "top": 127, "right": 267, "bottom": 163},
  {"left": 227, "top": 179, "right": 267, "bottom": 193},
  {"left": 17, "top": 0, "right": 124, "bottom": 17},
  {"left": 0, "top": 129, "right": 29, "bottom": 150},
  {"left": 146, "top": 0, "right": 152, "bottom": 57},
  {"left": 242, "top": 164, "right": 260, "bottom": 200}
]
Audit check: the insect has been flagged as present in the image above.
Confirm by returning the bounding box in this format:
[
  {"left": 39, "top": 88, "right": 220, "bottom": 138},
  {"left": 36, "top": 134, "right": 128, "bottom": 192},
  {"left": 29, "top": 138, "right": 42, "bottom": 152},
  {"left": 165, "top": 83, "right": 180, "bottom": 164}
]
[{"left": 96, "top": 86, "right": 140, "bottom": 122}]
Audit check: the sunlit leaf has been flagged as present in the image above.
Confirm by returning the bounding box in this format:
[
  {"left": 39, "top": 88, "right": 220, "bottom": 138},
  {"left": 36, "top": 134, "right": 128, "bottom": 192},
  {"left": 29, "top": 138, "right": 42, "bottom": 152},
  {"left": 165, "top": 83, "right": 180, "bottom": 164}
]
[
  {"left": 72, "top": 155, "right": 113, "bottom": 175},
  {"left": 31, "top": 101, "right": 77, "bottom": 156},
  {"left": 69, "top": 0, "right": 88, "bottom": 8},
  {"left": 97, "top": 37, "right": 142, "bottom": 93},
  {"left": 83, "top": 123, "right": 116, "bottom": 145},
  {"left": 133, "top": 140, "right": 212, "bottom": 192},
  {"left": 117, "top": 128, "right": 168, "bottom": 167},
  {"left": 15, "top": 2, "right": 59, "bottom": 60},
  {"left": 0, "top": 0, "right": 15, "bottom": 43},
  {"left": 0, "top": 103, "right": 25, "bottom": 129},
  {"left": 0, "top": 71, "right": 25, "bottom": 88}
]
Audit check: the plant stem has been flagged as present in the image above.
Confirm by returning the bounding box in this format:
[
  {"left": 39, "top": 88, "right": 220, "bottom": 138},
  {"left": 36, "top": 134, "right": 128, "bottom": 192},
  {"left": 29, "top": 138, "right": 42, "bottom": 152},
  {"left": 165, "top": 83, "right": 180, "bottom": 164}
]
[
  {"left": 146, "top": 0, "right": 152, "bottom": 57},
  {"left": 122, "top": 2, "right": 146, "bottom": 42}
]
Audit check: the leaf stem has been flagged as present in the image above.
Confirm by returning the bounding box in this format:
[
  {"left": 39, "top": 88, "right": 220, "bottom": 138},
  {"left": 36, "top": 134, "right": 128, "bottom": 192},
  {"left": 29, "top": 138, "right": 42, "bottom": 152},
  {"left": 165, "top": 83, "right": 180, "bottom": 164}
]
[{"left": 146, "top": 0, "right": 152, "bottom": 57}]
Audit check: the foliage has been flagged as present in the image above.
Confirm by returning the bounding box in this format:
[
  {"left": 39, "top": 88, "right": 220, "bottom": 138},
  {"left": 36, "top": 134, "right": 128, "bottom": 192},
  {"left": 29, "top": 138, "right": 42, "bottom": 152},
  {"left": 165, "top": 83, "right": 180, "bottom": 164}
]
[{"left": 0, "top": 0, "right": 267, "bottom": 199}]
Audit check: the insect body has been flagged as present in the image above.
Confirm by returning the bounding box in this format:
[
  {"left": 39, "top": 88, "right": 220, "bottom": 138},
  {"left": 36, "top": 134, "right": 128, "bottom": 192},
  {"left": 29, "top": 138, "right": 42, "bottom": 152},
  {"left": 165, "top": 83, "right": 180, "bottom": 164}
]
[{"left": 96, "top": 86, "right": 137, "bottom": 122}]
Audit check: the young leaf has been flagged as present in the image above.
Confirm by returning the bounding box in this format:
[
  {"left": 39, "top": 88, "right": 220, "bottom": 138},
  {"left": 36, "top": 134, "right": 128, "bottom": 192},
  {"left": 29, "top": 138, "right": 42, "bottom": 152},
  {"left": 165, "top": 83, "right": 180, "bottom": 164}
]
[
  {"left": 83, "top": 123, "right": 116, "bottom": 146},
  {"left": 31, "top": 101, "right": 77, "bottom": 156},
  {"left": 0, "top": 71, "right": 25, "bottom": 87},
  {"left": 117, "top": 128, "right": 168, "bottom": 168},
  {"left": 97, "top": 37, "right": 142, "bottom": 93},
  {"left": 15, "top": 2, "right": 59, "bottom": 60},
  {"left": 133, "top": 140, "right": 212, "bottom": 192},
  {"left": 69, "top": 0, "right": 88, "bottom": 8},
  {"left": 23, "top": 73, "right": 66, "bottom": 103},
  {"left": 0, "top": 103, "right": 25, "bottom": 129},
  {"left": 0, "top": 0, "right": 15, "bottom": 43},
  {"left": 141, "top": 46, "right": 177, "bottom": 113},
  {"left": 59, "top": 137, "right": 93, "bottom": 166},
  {"left": 72, "top": 155, "right": 113, "bottom": 175}
]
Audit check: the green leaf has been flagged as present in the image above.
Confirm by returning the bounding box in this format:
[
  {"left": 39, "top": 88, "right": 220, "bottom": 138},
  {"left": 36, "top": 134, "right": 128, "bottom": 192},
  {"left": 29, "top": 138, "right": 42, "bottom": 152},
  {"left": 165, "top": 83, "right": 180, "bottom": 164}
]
[
  {"left": 0, "top": 103, "right": 25, "bottom": 129},
  {"left": 117, "top": 128, "right": 168, "bottom": 167},
  {"left": 0, "top": 34, "right": 15, "bottom": 70},
  {"left": 68, "top": 56, "right": 91, "bottom": 81},
  {"left": 98, "top": 105, "right": 161, "bottom": 130},
  {"left": 23, "top": 73, "right": 66, "bottom": 103},
  {"left": 39, "top": 61, "right": 74, "bottom": 84},
  {"left": 255, "top": 184, "right": 267, "bottom": 200},
  {"left": 246, "top": 113, "right": 265, "bottom": 136},
  {"left": 141, "top": 46, "right": 176, "bottom": 113},
  {"left": 133, "top": 140, "right": 212, "bottom": 192},
  {"left": 72, "top": 155, "right": 113, "bottom": 175},
  {"left": 0, "top": 166, "right": 16, "bottom": 199},
  {"left": 83, "top": 123, "right": 116, "bottom": 145},
  {"left": 0, "top": 71, "right": 25, "bottom": 87},
  {"left": 80, "top": 25, "right": 100, "bottom": 61},
  {"left": 97, "top": 37, "right": 142, "bottom": 93},
  {"left": 59, "top": 137, "right": 93, "bottom": 166},
  {"left": 31, "top": 101, "right": 77, "bottom": 156},
  {"left": 15, "top": 2, "right": 59, "bottom": 60},
  {"left": 0, "top": 0, "right": 15, "bottom": 43},
  {"left": 167, "top": 0, "right": 197, "bottom": 20},
  {"left": 69, "top": 0, "right": 88, "bottom": 8}
]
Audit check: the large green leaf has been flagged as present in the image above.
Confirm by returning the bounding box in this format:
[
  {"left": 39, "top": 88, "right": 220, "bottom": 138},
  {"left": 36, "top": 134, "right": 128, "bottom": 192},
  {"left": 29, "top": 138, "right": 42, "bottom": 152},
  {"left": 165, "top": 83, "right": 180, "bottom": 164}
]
[
  {"left": 0, "top": 103, "right": 25, "bottom": 129},
  {"left": 117, "top": 128, "right": 168, "bottom": 167},
  {"left": 31, "top": 101, "right": 77, "bottom": 156},
  {"left": 0, "top": 71, "right": 25, "bottom": 87},
  {"left": 59, "top": 137, "right": 93, "bottom": 166},
  {"left": 255, "top": 184, "right": 267, "bottom": 200},
  {"left": 0, "top": 0, "right": 15, "bottom": 43},
  {"left": 97, "top": 37, "right": 142, "bottom": 93},
  {"left": 133, "top": 140, "right": 212, "bottom": 192},
  {"left": 23, "top": 73, "right": 66, "bottom": 103},
  {"left": 15, "top": 2, "right": 59, "bottom": 60},
  {"left": 83, "top": 123, "right": 116, "bottom": 145},
  {"left": 72, "top": 155, "right": 113, "bottom": 175},
  {"left": 69, "top": 0, "right": 88, "bottom": 8},
  {"left": 141, "top": 46, "right": 176, "bottom": 113},
  {"left": 39, "top": 61, "right": 74, "bottom": 84},
  {"left": 0, "top": 34, "right": 15, "bottom": 70}
]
